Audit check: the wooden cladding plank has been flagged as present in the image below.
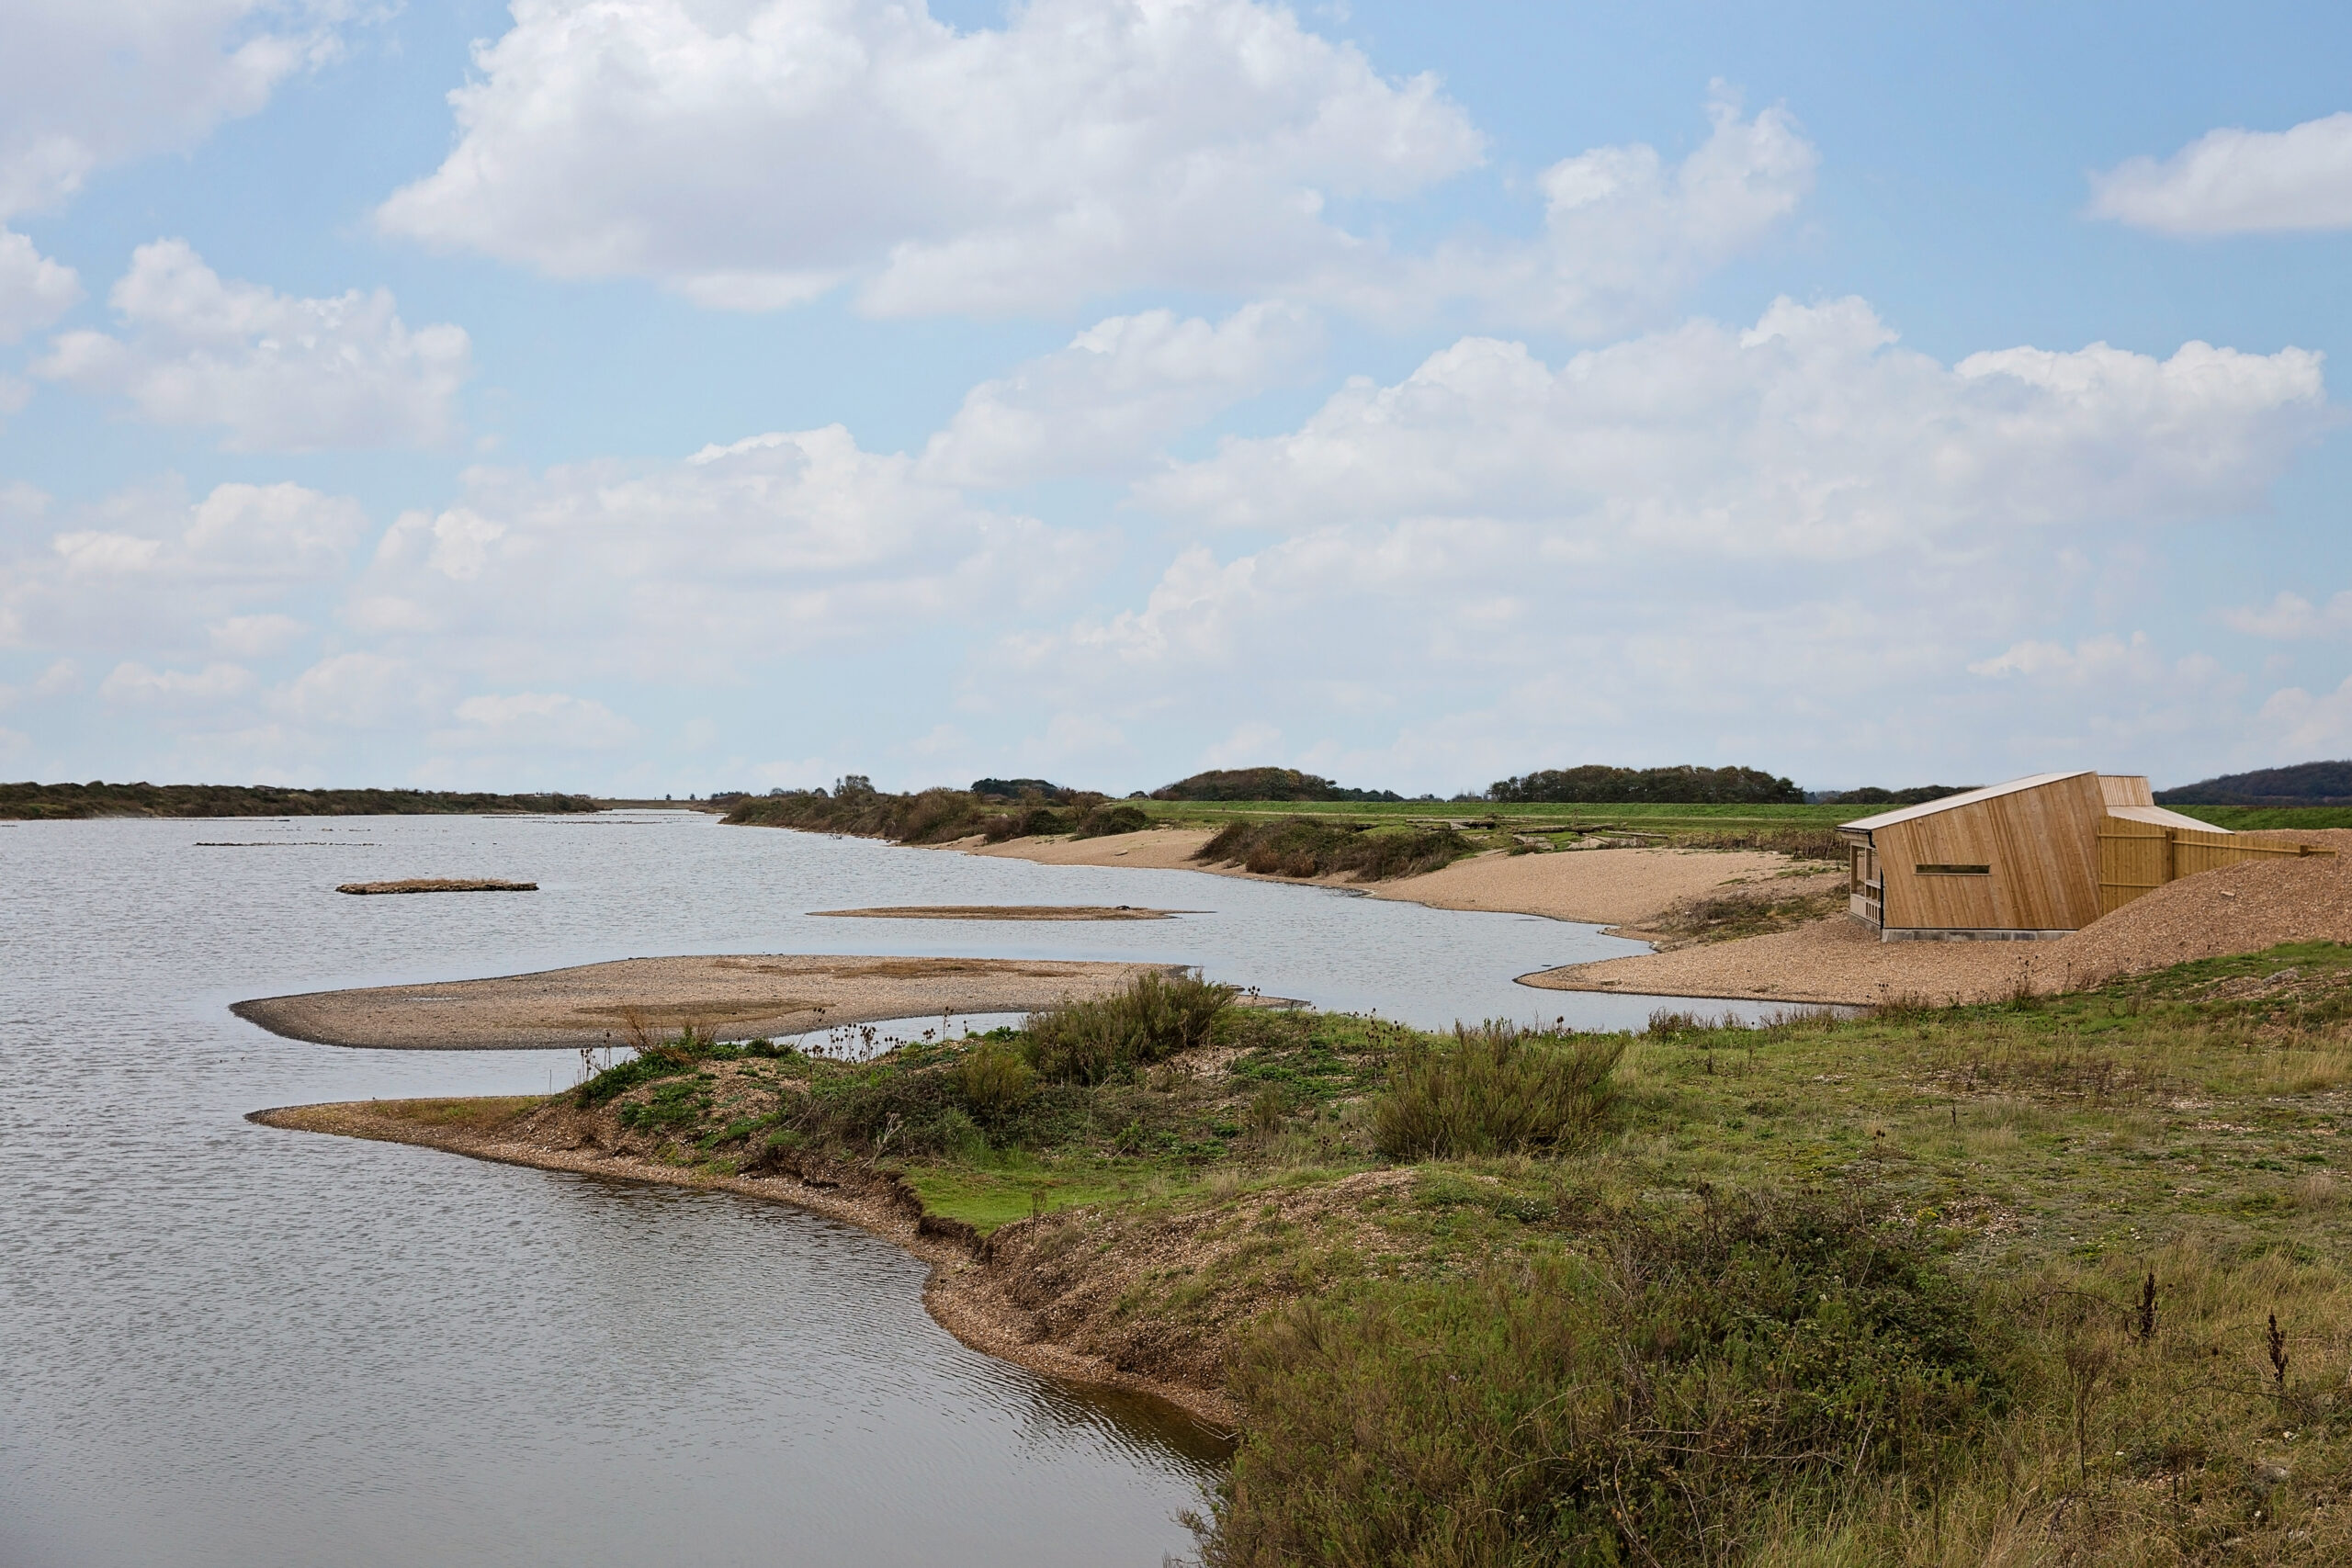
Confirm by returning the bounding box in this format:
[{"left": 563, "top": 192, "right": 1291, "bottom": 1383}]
[
  {"left": 2098, "top": 774, "right": 2155, "bottom": 808},
  {"left": 1878, "top": 772, "right": 2104, "bottom": 931}
]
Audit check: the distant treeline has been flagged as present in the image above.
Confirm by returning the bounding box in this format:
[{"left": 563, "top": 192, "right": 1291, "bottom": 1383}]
[
  {"left": 722, "top": 781, "right": 1148, "bottom": 844},
  {"left": 1151, "top": 768, "right": 1406, "bottom": 803},
  {"left": 2158, "top": 760, "right": 2352, "bottom": 807},
  {"left": 1, "top": 781, "right": 601, "bottom": 820},
  {"left": 1487, "top": 765, "right": 1803, "bottom": 806},
  {"left": 1815, "top": 784, "right": 1975, "bottom": 807}
]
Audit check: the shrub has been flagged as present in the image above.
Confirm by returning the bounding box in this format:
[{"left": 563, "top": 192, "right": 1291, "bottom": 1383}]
[
  {"left": 954, "top": 1042, "right": 1036, "bottom": 1122},
  {"left": 1071, "top": 802, "right": 1149, "bottom": 838},
  {"left": 1023, "top": 971, "right": 1236, "bottom": 1085},
  {"left": 1193, "top": 817, "right": 1470, "bottom": 882},
  {"left": 1371, "top": 1022, "right": 1622, "bottom": 1159},
  {"left": 1201, "top": 1193, "right": 2005, "bottom": 1567}
]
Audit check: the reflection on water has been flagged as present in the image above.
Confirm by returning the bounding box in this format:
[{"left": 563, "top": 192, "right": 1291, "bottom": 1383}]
[{"left": 0, "top": 810, "right": 1715, "bottom": 1566}]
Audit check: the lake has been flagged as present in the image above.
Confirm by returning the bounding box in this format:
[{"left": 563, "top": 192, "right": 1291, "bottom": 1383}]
[{"left": 0, "top": 810, "right": 1747, "bottom": 1565}]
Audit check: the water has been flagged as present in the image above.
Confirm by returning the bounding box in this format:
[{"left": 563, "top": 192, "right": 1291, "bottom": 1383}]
[{"left": 0, "top": 812, "right": 1753, "bottom": 1566}]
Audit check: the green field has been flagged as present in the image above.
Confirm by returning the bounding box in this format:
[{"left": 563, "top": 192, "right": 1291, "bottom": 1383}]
[{"left": 1136, "top": 796, "right": 2352, "bottom": 835}]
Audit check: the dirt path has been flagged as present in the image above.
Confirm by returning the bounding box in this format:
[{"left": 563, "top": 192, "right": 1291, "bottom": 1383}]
[
  {"left": 248, "top": 1100, "right": 1235, "bottom": 1428},
  {"left": 233, "top": 953, "right": 1178, "bottom": 1050}
]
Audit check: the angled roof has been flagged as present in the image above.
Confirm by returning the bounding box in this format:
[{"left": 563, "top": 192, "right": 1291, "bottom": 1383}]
[
  {"left": 1838, "top": 772, "right": 2094, "bottom": 833},
  {"left": 2108, "top": 803, "right": 2230, "bottom": 833}
]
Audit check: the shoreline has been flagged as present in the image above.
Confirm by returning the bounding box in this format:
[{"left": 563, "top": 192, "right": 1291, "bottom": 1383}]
[
  {"left": 950, "top": 828, "right": 1837, "bottom": 931},
  {"left": 248, "top": 1099, "right": 1239, "bottom": 1432}
]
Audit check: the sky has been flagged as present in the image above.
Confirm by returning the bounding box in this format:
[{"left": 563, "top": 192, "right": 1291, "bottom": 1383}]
[{"left": 1, "top": 1, "right": 2348, "bottom": 798}]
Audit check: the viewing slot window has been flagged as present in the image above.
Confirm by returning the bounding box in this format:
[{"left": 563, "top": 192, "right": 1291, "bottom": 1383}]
[{"left": 1915, "top": 863, "right": 1991, "bottom": 876}]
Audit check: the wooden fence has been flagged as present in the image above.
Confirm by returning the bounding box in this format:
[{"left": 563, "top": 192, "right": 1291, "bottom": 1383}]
[{"left": 2098, "top": 820, "right": 2335, "bottom": 919}]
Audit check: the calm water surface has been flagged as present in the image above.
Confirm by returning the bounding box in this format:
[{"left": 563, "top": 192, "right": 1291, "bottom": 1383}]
[{"left": 0, "top": 812, "right": 1747, "bottom": 1566}]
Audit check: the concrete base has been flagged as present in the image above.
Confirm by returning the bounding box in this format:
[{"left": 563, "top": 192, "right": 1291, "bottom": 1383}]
[{"left": 1880, "top": 927, "right": 2074, "bottom": 943}]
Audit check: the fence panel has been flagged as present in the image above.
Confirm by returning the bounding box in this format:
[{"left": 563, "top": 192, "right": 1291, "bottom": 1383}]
[{"left": 2097, "top": 819, "right": 2171, "bottom": 918}]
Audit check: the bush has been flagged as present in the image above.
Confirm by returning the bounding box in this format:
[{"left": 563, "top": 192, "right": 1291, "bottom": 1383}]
[
  {"left": 1071, "top": 801, "right": 1149, "bottom": 838},
  {"left": 1201, "top": 1193, "right": 2005, "bottom": 1568},
  {"left": 1023, "top": 971, "right": 1236, "bottom": 1085},
  {"left": 954, "top": 1042, "right": 1036, "bottom": 1122},
  {"left": 1372, "top": 1022, "right": 1622, "bottom": 1159},
  {"left": 1194, "top": 817, "right": 1470, "bottom": 882}
]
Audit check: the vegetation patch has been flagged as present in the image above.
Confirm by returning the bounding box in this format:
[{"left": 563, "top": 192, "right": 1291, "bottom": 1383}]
[
  {"left": 1, "top": 781, "right": 596, "bottom": 819},
  {"left": 1193, "top": 816, "right": 1473, "bottom": 881}
]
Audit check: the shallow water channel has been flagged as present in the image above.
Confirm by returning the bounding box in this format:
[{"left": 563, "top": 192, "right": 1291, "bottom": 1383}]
[{"left": 1, "top": 811, "right": 1776, "bottom": 1566}]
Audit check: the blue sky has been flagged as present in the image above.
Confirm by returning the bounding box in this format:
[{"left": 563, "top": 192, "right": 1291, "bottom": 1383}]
[{"left": 2, "top": 0, "right": 2348, "bottom": 796}]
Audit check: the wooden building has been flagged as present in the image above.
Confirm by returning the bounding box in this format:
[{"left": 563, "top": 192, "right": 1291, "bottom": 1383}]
[{"left": 1838, "top": 772, "right": 2330, "bottom": 941}]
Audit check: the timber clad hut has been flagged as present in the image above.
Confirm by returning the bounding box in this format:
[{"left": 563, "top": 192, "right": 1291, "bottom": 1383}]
[{"left": 1838, "top": 772, "right": 2333, "bottom": 942}]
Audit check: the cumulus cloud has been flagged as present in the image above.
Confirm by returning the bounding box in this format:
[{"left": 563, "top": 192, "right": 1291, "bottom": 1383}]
[
  {"left": 437, "top": 692, "right": 639, "bottom": 750},
  {"left": 0, "top": 228, "right": 81, "bottom": 343},
  {"left": 2089, "top": 111, "right": 2352, "bottom": 234},
  {"left": 37, "top": 241, "right": 470, "bottom": 451},
  {"left": 2259, "top": 676, "right": 2352, "bottom": 754},
  {"left": 2222, "top": 589, "right": 2352, "bottom": 639},
  {"left": 378, "top": 0, "right": 1480, "bottom": 315},
  {"left": 0, "top": 1, "right": 354, "bottom": 219},
  {"left": 374, "top": 2, "right": 1805, "bottom": 328},
  {"left": 98, "top": 660, "right": 254, "bottom": 704},
  {"left": 354, "top": 423, "right": 1092, "bottom": 684},
  {"left": 1138, "top": 298, "right": 2329, "bottom": 555},
  {"left": 1394, "top": 94, "right": 1816, "bottom": 334},
  {"left": 920, "top": 301, "right": 1322, "bottom": 487},
  {"left": 269, "top": 652, "right": 429, "bottom": 728},
  {"left": 0, "top": 479, "right": 366, "bottom": 658}
]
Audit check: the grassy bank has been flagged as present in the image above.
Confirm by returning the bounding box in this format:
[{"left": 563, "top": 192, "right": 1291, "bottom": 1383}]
[
  {"left": 356, "top": 945, "right": 2352, "bottom": 1562},
  {"left": 1, "top": 781, "right": 600, "bottom": 819}
]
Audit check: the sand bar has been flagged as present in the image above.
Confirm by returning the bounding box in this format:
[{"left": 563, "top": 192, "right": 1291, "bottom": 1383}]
[
  {"left": 337, "top": 878, "right": 537, "bottom": 895},
  {"left": 233, "top": 953, "right": 1179, "bottom": 1050},
  {"left": 810, "top": 905, "right": 1187, "bottom": 921}
]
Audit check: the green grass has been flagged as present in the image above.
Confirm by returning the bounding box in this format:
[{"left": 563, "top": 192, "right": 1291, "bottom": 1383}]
[
  {"left": 2160, "top": 804, "right": 2352, "bottom": 830},
  {"left": 446, "top": 950, "right": 2352, "bottom": 1564}
]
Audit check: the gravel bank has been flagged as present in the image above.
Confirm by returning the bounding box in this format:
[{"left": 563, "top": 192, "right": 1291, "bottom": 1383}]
[{"left": 1524, "top": 830, "right": 2352, "bottom": 1007}]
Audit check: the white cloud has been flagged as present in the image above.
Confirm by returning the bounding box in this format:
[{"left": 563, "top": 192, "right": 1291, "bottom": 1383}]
[
  {"left": 209, "top": 613, "right": 308, "bottom": 657},
  {"left": 375, "top": 2, "right": 1804, "bottom": 328},
  {"left": 1, "top": 479, "right": 365, "bottom": 657},
  {"left": 2089, "top": 111, "right": 2352, "bottom": 234},
  {"left": 2258, "top": 675, "right": 2352, "bottom": 754},
  {"left": 0, "top": 228, "right": 81, "bottom": 343},
  {"left": 1138, "top": 298, "right": 2329, "bottom": 556},
  {"left": 355, "top": 423, "right": 1092, "bottom": 683},
  {"left": 0, "top": 2, "right": 354, "bottom": 219},
  {"left": 920, "top": 301, "right": 1321, "bottom": 487},
  {"left": 1394, "top": 93, "right": 1816, "bottom": 334},
  {"left": 0, "top": 658, "right": 78, "bottom": 708},
  {"left": 98, "top": 660, "right": 254, "bottom": 703},
  {"left": 377, "top": 0, "right": 1482, "bottom": 316},
  {"left": 2222, "top": 590, "right": 2352, "bottom": 639},
  {"left": 268, "top": 651, "right": 428, "bottom": 728},
  {"left": 438, "top": 692, "right": 638, "bottom": 750},
  {"left": 1967, "top": 632, "right": 2162, "bottom": 682},
  {"left": 37, "top": 240, "right": 470, "bottom": 451}
]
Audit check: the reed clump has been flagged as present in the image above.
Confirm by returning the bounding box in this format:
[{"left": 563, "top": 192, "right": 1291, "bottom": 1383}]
[{"left": 1372, "top": 1022, "right": 1622, "bottom": 1158}]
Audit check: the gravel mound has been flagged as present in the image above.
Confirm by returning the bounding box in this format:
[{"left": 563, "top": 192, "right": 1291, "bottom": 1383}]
[{"left": 1523, "top": 829, "right": 2352, "bottom": 1007}]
